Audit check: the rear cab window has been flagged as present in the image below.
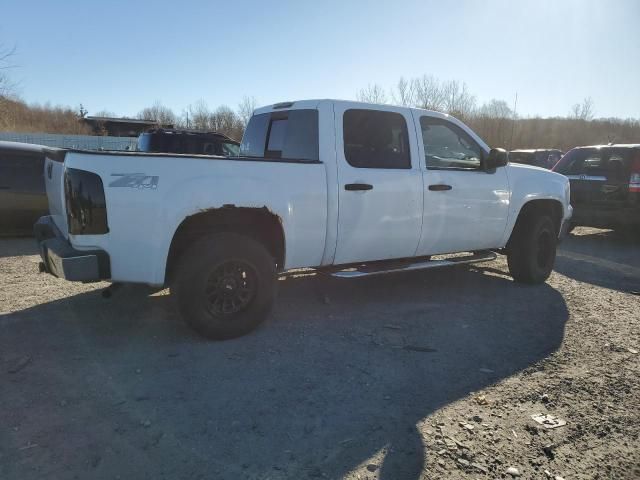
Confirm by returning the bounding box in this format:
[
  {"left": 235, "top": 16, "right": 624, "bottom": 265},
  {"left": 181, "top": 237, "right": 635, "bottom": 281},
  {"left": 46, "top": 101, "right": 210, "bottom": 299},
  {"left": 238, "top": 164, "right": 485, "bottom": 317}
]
[{"left": 240, "top": 109, "right": 319, "bottom": 162}]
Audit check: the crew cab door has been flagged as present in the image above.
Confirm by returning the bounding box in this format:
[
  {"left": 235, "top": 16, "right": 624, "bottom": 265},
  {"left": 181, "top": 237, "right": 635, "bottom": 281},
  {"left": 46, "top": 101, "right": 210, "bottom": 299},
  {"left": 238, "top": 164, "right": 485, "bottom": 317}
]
[
  {"left": 332, "top": 104, "right": 423, "bottom": 264},
  {"left": 414, "top": 113, "right": 510, "bottom": 255}
]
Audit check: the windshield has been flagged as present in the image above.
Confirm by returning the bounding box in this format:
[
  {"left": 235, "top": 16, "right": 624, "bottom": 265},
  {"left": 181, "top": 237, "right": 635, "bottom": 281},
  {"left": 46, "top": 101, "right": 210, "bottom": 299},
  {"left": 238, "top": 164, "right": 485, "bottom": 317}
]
[{"left": 221, "top": 141, "right": 240, "bottom": 156}]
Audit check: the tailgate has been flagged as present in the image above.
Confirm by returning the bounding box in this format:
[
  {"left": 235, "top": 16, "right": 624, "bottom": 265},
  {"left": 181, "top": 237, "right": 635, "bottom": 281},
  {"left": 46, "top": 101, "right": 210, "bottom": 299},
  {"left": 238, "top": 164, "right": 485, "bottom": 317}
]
[{"left": 44, "top": 150, "right": 69, "bottom": 237}]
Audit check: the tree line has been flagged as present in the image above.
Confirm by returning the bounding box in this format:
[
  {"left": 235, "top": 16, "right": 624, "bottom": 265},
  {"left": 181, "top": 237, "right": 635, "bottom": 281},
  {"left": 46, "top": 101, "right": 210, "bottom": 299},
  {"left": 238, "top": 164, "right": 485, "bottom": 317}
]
[
  {"left": 133, "top": 96, "right": 258, "bottom": 141},
  {"left": 0, "top": 95, "right": 257, "bottom": 140},
  {"left": 357, "top": 76, "right": 640, "bottom": 151},
  {"left": 3, "top": 86, "right": 638, "bottom": 152}
]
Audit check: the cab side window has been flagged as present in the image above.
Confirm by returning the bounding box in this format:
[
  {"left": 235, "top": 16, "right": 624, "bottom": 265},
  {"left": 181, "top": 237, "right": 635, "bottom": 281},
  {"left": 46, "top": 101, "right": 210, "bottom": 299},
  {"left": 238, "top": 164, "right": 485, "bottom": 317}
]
[
  {"left": 420, "top": 117, "right": 482, "bottom": 170},
  {"left": 343, "top": 109, "right": 411, "bottom": 169}
]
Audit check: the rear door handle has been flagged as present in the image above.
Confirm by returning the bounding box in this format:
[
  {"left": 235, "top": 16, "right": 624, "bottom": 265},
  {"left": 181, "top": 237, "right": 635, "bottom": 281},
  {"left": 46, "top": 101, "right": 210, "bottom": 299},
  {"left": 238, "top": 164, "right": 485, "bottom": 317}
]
[
  {"left": 345, "top": 183, "right": 373, "bottom": 191},
  {"left": 428, "top": 184, "right": 452, "bottom": 191}
]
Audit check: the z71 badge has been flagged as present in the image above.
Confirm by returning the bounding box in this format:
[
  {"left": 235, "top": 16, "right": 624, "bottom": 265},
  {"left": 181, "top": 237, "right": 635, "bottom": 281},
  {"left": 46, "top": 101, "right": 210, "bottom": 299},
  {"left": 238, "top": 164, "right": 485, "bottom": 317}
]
[{"left": 109, "top": 173, "right": 159, "bottom": 189}]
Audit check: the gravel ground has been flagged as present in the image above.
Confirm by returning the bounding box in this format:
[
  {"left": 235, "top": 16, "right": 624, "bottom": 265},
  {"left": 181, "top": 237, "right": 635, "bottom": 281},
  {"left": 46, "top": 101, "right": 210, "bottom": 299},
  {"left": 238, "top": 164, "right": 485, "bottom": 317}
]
[{"left": 1, "top": 227, "right": 638, "bottom": 480}]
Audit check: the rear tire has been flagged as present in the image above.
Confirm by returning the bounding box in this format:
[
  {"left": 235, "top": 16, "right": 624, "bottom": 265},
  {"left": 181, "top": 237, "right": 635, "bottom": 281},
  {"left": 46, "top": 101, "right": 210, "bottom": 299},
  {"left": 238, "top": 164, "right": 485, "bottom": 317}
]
[
  {"left": 172, "top": 233, "right": 276, "bottom": 340},
  {"left": 507, "top": 213, "right": 557, "bottom": 284}
]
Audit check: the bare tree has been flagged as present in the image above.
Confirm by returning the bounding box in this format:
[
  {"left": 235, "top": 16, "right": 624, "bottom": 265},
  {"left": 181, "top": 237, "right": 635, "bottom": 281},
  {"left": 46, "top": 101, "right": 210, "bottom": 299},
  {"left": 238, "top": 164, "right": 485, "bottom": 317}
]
[
  {"left": 92, "top": 109, "right": 116, "bottom": 118},
  {"left": 356, "top": 84, "right": 387, "bottom": 104},
  {"left": 472, "top": 99, "right": 515, "bottom": 147},
  {"left": 238, "top": 96, "right": 258, "bottom": 127},
  {"left": 137, "top": 101, "right": 177, "bottom": 125},
  {"left": 478, "top": 99, "right": 513, "bottom": 119},
  {"left": 391, "top": 77, "right": 415, "bottom": 106},
  {"left": 0, "top": 42, "right": 18, "bottom": 128},
  {"left": 442, "top": 80, "right": 476, "bottom": 120},
  {"left": 185, "top": 100, "right": 212, "bottom": 130},
  {"left": 411, "top": 75, "right": 446, "bottom": 111},
  {"left": 570, "top": 97, "right": 595, "bottom": 121},
  {"left": 180, "top": 101, "right": 244, "bottom": 138},
  {"left": 0, "top": 42, "right": 17, "bottom": 98},
  {"left": 210, "top": 105, "right": 244, "bottom": 140}
]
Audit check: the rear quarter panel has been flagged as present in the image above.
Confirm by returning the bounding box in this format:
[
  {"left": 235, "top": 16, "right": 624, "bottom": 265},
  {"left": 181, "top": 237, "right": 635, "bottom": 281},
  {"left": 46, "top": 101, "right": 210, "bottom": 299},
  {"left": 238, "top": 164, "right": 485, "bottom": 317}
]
[{"left": 64, "top": 152, "right": 328, "bottom": 285}]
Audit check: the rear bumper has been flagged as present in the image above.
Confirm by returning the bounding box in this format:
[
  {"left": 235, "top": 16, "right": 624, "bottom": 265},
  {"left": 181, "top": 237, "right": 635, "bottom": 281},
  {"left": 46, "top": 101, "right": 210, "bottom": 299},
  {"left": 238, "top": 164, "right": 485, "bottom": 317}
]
[{"left": 34, "top": 216, "right": 110, "bottom": 282}]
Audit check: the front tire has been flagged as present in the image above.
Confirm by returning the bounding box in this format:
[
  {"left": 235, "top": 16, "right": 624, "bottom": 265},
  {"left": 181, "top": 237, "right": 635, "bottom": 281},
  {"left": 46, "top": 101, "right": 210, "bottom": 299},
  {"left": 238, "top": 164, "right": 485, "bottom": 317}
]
[
  {"left": 507, "top": 214, "right": 557, "bottom": 284},
  {"left": 172, "top": 233, "right": 276, "bottom": 340}
]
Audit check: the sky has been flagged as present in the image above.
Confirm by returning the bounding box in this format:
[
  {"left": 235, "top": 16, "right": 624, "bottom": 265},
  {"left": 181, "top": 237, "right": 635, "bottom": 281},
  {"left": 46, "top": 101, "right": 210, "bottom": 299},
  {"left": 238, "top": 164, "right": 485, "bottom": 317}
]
[{"left": 2, "top": 0, "right": 639, "bottom": 119}]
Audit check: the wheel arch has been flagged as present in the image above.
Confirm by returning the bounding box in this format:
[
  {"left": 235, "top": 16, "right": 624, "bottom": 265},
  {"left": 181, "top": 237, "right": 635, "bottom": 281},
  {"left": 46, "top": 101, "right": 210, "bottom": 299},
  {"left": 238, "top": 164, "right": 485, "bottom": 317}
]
[
  {"left": 164, "top": 206, "right": 285, "bottom": 285},
  {"left": 507, "top": 198, "right": 564, "bottom": 248}
]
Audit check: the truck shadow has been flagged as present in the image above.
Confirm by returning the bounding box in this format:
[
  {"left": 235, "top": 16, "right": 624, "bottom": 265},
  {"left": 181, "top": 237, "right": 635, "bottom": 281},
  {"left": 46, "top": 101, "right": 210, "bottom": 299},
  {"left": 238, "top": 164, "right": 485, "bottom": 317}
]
[
  {"left": 0, "top": 236, "right": 39, "bottom": 258},
  {"left": 554, "top": 229, "right": 640, "bottom": 293},
  {"left": 1, "top": 264, "right": 568, "bottom": 480}
]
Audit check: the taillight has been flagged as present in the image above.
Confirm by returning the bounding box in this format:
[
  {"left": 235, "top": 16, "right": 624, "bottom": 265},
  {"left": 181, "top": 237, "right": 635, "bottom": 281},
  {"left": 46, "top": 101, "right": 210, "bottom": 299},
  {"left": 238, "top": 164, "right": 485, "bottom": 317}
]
[
  {"left": 630, "top": 155, "right": 640, "bottom": 193},
  {"left": 64, "top": 168, "right": 109, "bottom": 235}
]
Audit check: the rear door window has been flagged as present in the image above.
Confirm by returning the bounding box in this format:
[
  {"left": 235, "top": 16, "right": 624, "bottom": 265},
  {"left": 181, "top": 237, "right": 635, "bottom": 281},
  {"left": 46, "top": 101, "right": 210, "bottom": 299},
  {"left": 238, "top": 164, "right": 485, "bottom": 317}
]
[
  {"left": 343, "top": 109, "right": 411, "bottom": 169},
  {"left": 240, "top": 109, "right": 319, "bottom": 161}
]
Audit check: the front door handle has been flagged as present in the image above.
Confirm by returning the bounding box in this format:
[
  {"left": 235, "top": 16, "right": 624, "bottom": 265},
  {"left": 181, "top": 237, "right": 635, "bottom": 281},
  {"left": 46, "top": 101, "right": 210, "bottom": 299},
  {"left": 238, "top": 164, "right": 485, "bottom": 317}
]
[
  {"left": 345, "top": 183, "right": 373, "bottom": 191},
  {"left": 428, "top": 184, "right": 452, "bottom": 191}
]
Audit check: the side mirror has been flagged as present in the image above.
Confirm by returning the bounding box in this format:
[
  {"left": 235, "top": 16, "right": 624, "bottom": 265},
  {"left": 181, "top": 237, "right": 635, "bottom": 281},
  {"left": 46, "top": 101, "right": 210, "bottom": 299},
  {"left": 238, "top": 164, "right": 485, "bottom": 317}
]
[{"left": 485, "top": 148, "right": 509, "bottom": 171}]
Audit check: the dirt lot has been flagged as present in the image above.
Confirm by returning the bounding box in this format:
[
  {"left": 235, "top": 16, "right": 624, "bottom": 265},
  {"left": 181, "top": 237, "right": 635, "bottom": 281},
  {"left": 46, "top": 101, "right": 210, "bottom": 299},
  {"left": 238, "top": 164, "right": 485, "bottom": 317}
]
[{"left": 1, "top": 228, "right": 639, "bottom": 480}]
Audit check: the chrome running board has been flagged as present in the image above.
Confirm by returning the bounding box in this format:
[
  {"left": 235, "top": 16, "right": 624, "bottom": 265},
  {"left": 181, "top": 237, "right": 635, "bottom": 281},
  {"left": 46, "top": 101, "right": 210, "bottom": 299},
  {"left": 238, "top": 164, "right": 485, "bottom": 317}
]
[{"left": 330, "top": 251, "right": 497, "bottom": 279}]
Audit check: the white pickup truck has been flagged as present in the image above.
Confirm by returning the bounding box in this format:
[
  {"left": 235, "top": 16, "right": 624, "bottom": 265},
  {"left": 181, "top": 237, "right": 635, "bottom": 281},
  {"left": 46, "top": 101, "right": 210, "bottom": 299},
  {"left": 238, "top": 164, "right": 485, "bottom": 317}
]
[{"left": 35, "top": 99, "right": 572, "bottom": 339}]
